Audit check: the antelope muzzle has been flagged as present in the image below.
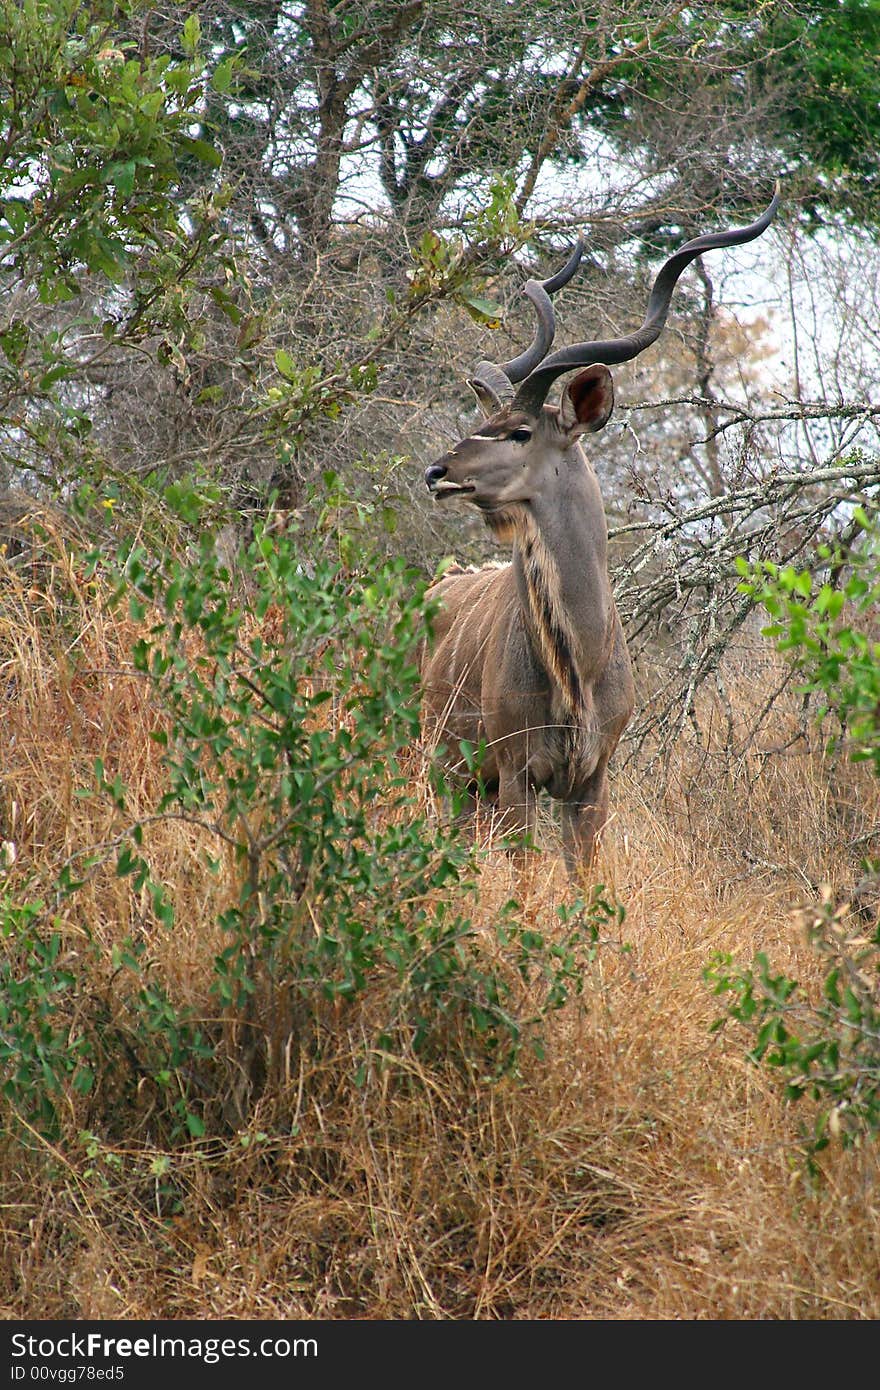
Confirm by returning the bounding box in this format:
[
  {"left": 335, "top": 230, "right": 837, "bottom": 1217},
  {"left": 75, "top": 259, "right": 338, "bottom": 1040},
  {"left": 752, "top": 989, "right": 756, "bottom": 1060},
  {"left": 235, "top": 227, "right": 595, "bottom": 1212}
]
[{"left": 424, "top": 462, "right": 473, "bottom": 498}]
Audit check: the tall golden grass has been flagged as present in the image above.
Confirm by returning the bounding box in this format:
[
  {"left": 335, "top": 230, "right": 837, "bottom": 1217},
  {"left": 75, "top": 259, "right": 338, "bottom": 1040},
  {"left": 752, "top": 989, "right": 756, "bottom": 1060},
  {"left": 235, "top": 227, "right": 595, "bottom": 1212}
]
[{"left": 0, "top": 503, "right": 877, "bottom": 1320}]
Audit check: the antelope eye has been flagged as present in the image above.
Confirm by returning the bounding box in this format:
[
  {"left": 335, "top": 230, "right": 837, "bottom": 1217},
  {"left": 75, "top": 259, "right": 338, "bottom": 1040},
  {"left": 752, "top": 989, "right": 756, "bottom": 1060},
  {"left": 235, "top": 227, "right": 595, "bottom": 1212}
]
[{"left": 508, "top": 428, "right": 531, "bottom": 443}]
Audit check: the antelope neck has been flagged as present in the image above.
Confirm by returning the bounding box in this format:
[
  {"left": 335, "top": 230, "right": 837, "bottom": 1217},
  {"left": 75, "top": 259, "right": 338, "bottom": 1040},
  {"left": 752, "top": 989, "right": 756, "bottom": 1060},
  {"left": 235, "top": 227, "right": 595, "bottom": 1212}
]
[
  {"left": 516, "top": 517, "right": 584, "bottom": 717},
  {"left": 511, "top": 496, "right": 611, "bottom": 721}
]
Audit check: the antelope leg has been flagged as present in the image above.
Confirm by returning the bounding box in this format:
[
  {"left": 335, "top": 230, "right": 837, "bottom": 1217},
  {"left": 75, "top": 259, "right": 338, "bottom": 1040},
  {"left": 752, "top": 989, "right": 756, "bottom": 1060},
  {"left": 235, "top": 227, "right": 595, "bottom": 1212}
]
[
  {"left": 561, "top": 764, "right": 610, "bottom": 875},
  {"left": 495, "top": 764, "right": 538, "bottom": 855}
]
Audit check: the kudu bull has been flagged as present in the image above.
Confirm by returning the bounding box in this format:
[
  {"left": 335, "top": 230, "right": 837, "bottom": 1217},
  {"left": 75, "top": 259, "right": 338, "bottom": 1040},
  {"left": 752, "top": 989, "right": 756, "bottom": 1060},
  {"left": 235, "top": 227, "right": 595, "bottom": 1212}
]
[{"left": 420, "top": 189, "right": 779, "bottom": 873}]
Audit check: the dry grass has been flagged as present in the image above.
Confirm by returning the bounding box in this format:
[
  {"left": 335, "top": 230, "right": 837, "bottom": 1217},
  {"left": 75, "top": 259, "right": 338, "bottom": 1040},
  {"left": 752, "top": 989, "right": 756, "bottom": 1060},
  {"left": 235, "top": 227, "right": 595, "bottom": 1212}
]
[{"left": 1, "top": 505, "right": 878, "bottom": 1321}]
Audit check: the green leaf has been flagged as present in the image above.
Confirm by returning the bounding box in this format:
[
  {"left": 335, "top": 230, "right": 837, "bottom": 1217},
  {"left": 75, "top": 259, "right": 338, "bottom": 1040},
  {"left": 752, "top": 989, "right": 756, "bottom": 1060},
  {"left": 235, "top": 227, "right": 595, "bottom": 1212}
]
[
  {"left": 176, "top": 135, "right": 222, "bottom": 169},
  {"left": 106, "top": 160, "right": 137, "bottom": 197},
  {"left": 212, "top": 58, "right": 235, "bottom": 93},
  {"left": 38, "top": 363, "right": 70, "bottom": 390},
  {"left": 186, "top": 1111, "right": 206, "bottom": 1138},
  {"left": 181, "top": 14, "right": 201, "bottom": 56},
  {"left": 274, "top": 348, "right": 299, "bottom": 382},
  {"left": 2, "top": 199, "right": 27, "bottom": 238},
  {"left": 458, "top": 293, "right": 503, "bottom": 327},
  {"left": 0, "top": 322, "right": 29, "bottom": 366}
]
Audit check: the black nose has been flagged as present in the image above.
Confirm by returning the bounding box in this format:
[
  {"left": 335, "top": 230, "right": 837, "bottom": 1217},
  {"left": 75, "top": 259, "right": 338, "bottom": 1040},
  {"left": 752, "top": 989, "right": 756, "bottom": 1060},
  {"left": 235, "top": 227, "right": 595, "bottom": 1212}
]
[{"left": 424, "top": 464, "right": 447, "bottom": 489}]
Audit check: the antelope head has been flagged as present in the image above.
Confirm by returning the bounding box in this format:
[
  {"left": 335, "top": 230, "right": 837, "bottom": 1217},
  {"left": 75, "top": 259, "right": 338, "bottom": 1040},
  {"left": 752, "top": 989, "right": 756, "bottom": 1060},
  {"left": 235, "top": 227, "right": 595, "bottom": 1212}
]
[
  {"left": 424, "top": 362, "right": 614, "bottom": 542},
  {"left": 425, "top": 188, "right": 780, "bottom": 538}
]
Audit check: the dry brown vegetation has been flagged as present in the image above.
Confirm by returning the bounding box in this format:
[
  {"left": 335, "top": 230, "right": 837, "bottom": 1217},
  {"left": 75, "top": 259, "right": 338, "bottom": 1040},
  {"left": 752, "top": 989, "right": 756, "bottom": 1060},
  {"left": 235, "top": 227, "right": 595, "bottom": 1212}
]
[{"left": 0, "top": 504, "right": 878, "bottom": 1323}]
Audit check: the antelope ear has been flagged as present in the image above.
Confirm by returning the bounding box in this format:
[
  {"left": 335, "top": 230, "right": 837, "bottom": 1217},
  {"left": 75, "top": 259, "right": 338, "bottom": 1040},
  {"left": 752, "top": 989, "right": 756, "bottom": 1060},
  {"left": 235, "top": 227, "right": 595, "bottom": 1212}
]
[
  {"left": 468, "top": 360, "right": 515, "bottom": 418},
  {"left": 467, "top": 377, "right": 505, "bottom": 417},
  {"left": 558, "top": 364, "right": 614, "bottom": 437}
]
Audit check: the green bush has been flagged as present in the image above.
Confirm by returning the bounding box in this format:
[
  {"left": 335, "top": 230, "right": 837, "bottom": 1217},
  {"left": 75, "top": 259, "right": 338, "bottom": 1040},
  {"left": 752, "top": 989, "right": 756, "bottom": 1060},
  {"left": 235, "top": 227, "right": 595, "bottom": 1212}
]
[
  {"left": 736, "top": 506, "right": 880, "bottom": 778},
  {"left": 0, "top": 900, "right": 95, "bottom": 1130},
  {"left": 707, "top": 896, "right": 880, "bottom": 1156},
  {"left": 708, "top": 507, "right": 880, "bottom": 1158},
  {"left": 0, "top": 502, "right": 615, "bottom": 1143},
  {"left": 117, "top": 514, "right": 607, "bottom": 1069}
]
